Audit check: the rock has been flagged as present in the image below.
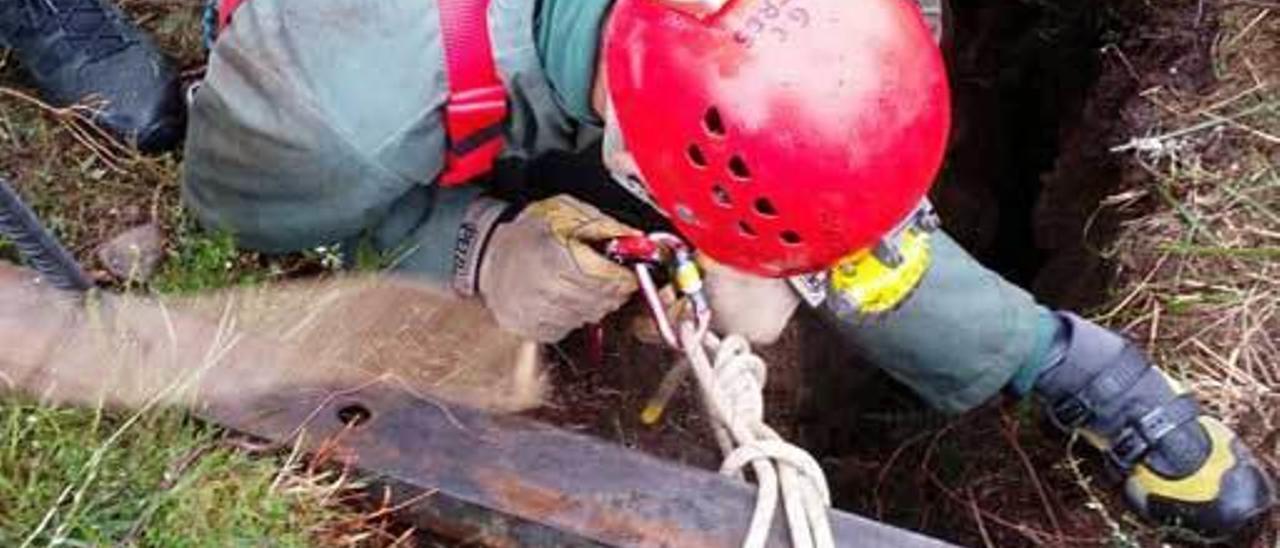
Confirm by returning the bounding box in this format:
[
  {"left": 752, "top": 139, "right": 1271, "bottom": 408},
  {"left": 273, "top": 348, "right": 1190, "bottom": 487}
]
[{"left": 97, "top": 224, "right": 165, "bottom": 283}]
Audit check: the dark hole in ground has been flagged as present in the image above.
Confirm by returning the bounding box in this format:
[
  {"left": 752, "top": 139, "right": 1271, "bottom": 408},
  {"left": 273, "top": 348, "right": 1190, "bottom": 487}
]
[
  {"left": 337, "top": 403, "right": 373, "bottom": 428},
  {"left": 938, "top": 0, "right": 1104, "bottom": 291},
  {"left": 494, "top": 0, "right": 1207, "bottom": 544},
  {"left": 938, "top": 0, "right": 1131, "bottom": 311}
]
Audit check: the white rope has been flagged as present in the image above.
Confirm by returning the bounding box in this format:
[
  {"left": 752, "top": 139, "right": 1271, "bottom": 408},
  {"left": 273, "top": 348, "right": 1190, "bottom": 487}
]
[{"left": 678, "top": 322, "right": 835, "bottom": 548}]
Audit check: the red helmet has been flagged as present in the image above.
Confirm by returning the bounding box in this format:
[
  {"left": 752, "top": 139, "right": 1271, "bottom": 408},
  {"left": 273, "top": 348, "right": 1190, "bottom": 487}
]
[{"left": 602, "top": 0, "right": 951, "bottom": 277}]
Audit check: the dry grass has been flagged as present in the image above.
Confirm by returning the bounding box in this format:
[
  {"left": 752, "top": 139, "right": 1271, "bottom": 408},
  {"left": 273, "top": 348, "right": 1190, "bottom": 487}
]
[{"left": 1103, "top": 2, "right": 1279, "bottom": 545}]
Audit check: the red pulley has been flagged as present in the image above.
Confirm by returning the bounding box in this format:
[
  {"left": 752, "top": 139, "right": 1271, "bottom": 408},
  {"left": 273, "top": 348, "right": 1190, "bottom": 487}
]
[{"left": 603, "top": 0, "right": 951, "bottom": 277}]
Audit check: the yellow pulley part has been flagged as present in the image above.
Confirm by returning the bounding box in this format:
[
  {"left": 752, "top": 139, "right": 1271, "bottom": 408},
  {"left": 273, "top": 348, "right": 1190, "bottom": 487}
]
[
  {"left": 829, "top": 230, "right": 932, "bottom": 315},
  {"left": 674, "top": 261, "right": 703, "bottom": 294}
]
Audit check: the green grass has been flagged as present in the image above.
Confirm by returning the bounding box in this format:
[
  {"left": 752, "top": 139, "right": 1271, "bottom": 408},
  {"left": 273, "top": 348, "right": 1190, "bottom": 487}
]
[
  {"left": 0, "top": 1, "right": 369, "bottom": 538},
  {"left": 151, "top": 230, "right": 245, "bottom": 293},
  {"left": 0, "top": 213, "right": 359, "bottom": 545},
  {"left": 0, "top": 237, "right": 14, "bottom": 262},
  {"left": 0, "top": 0, "right": 402, "bottom": 543},
  {"left": 0, "top": 223, "right": 362, "bottom": 545},
  {"left": 0, "top": 402, "right": 352, "bottom": 547},
  {"left": 0, "top": 209, "right": 358, "bottom": 542},
  {"left": 0, "top": 212, "right": 354, "bottom": 544},
  {"left": 150, "top": 214, "right": 266, "bottom": 295}
]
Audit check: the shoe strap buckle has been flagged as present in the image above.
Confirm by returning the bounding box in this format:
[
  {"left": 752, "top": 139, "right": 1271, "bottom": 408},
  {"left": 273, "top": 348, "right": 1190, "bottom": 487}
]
[
  {"left": 1049, "top": 394, "right": 1093, "bottom": 430},
  {"left": 1106, "top": 427, "right": 1150, "bottom": 471},
  {"left": 1105, "top": 397, "right": 1201, "bottom": 472}
]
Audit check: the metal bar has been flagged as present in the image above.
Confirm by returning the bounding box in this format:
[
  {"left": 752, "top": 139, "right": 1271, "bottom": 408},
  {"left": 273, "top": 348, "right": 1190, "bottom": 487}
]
[
  {"left": 0, "top": 244, "right": 955, "bottom": 546},
  {"left": 0, "top": 178, "right": 93, "bottom": 292},
  {"left": 206, "top": 385, "right": 956, "bottom": 548}
]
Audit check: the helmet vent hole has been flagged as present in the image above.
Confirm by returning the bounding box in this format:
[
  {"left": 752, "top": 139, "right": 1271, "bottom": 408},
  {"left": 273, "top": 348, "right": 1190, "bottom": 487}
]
[
  {"left": 687, "top": 144, "right": 708, "bottom": 168},
  {"left": 712, "top": 184, "right": 733, "bottom": 207},
  {"left": 728, "top": 155, "right": 751, "bottom": 180},
  {"left": 738, "top": 221, "right": 758, "bottom": 237},
  {"left": 780, "top": 231, "right": 803, "bottom": 245},
  {"left": 754, "top": 198, "right": 777, "bottom": 217},
  {"left": 704, "top": 107, "right": 725, "bottom": 137}
]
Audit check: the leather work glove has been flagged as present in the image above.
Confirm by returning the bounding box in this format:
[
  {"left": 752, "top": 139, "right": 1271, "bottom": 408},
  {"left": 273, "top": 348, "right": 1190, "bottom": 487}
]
[
  {"left": 455, "top": 195, "right": 640, "bottom": 343},
  {"left": 699, "top": 256, "right": 801, "bottom": 345}
]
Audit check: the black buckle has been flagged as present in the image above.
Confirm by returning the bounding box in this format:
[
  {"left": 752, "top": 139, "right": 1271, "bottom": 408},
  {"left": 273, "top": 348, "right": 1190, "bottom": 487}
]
[
  {"left": 1106, "top": 427, "right": 1150, "bottom": 471},
  {"left": 1105, "top": 397, "right": 1200, "bottom": 472},
  {"left": 1049, "top": 394, "right": 1092, "bottom": 430}
]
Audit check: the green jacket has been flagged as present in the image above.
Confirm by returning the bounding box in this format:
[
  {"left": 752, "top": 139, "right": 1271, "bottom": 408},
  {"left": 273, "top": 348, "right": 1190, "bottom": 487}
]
[
  {"left": 183, "top": 0, "right": 612, "bottom": 279},
  {"left": 181, "top": 0, "right": 1052, "bottom": 414}
]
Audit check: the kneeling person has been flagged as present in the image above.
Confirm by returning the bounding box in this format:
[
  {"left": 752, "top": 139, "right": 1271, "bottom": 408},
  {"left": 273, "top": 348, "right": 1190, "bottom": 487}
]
[{"left": 184, "top": 0, "right": 1274, "bottom": 539}]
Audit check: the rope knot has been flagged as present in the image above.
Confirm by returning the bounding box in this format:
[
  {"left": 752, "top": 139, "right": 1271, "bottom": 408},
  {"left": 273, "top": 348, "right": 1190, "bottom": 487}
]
[{"left": 679, "top": 323, "right": 834, "bottom": 548}]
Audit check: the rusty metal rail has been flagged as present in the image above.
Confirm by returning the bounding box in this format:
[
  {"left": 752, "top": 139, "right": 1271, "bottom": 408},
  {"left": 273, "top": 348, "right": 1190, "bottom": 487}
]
[
  {"left": 0, "top": 241, "right": 954, "bottom": 546},
  {"left": 207, "top": 385, "right": 954, "bottom": 547}
]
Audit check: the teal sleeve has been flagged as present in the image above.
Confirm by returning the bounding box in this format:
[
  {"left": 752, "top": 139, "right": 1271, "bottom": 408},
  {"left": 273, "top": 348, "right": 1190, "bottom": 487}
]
[
  {"left": 819, "top": 232, "right": 1049, "bottom": 414},
  {"left": 534, "top": 0, "right": 612, "bottom": 126},
  {"left": 183, "top": 0, "right": 594, "bottom": 286},
  {"left": 1006, "top": 308, "right": 1063, "bottom": 397},
  {"left": 182, "top": 0, "right": 454, "bottom": 256},
  {"left": 373, "top": 184, "right": 485, "bottom": 283}
]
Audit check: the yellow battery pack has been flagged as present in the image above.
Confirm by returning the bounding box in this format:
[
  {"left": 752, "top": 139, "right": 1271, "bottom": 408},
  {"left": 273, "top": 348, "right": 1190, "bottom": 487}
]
[{"left": 829, "top": 229, "right": 931, "bottom": 315}]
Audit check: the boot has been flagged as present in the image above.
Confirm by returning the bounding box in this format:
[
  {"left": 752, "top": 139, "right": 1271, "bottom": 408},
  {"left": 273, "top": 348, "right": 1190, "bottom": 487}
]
[
  {"left": 1034, "top": 313, "right": 1275, "bottom": 541},
  {"left": 0, "top": 0, "right": 184, "bottom": 153}
]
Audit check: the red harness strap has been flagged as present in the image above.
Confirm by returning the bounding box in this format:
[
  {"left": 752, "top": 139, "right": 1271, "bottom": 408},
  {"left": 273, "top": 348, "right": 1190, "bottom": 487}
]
[
  {"left": 216, "top": 0, "right": 240, "bottom": 31},
  {"left": 216, "top": 0, "right": 508, "bottom": 186},
  {"left": 435, "top": 0, "right": 509, "bottom": 185}
]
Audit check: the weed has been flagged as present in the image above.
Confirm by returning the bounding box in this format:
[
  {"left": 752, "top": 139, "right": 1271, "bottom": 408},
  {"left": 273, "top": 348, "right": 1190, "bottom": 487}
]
[
  {"left": 0, "top": 236, "right": 14, "bottom": 262},
  {"left": 150, "top": 215, "right": 262, "bottom": 294},
  {"left": 305, "top": 244, "right": 346, "bottom": 272},
  {"left": 352, "top": 239, "right": 393, "bottom": 273},
  {"left": 0, "top": 400, "right": 353, "bottom": 546},
  {"left": 0, "top": 1, "right": 376, "bottom": 543}
]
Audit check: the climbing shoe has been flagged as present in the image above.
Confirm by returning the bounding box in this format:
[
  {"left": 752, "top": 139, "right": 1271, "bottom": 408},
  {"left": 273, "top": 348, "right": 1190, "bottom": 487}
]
[
  {"left": 0, "top": 0, "right": 184, "bottom": 153},
  {"left": 1033, "top": 313, "right": 1275, "bottom": 541}
]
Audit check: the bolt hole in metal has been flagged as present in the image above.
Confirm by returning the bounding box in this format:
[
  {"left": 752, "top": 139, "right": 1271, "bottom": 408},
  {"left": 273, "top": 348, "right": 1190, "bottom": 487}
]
[
  {"left": 728, "top": 155, "right": 751, "bottom": 180},
  {"left": 712, "top": 184, "right": 733, "bottom": 206},
  {"left": 687, "top": 144, "right": 708, "bottom": 168},
  {"left": 704, "top": 107, "right": 726, "bottom": 136},
  {"left": 337, "top": 403, "right": 373, "bottom": 427}
]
